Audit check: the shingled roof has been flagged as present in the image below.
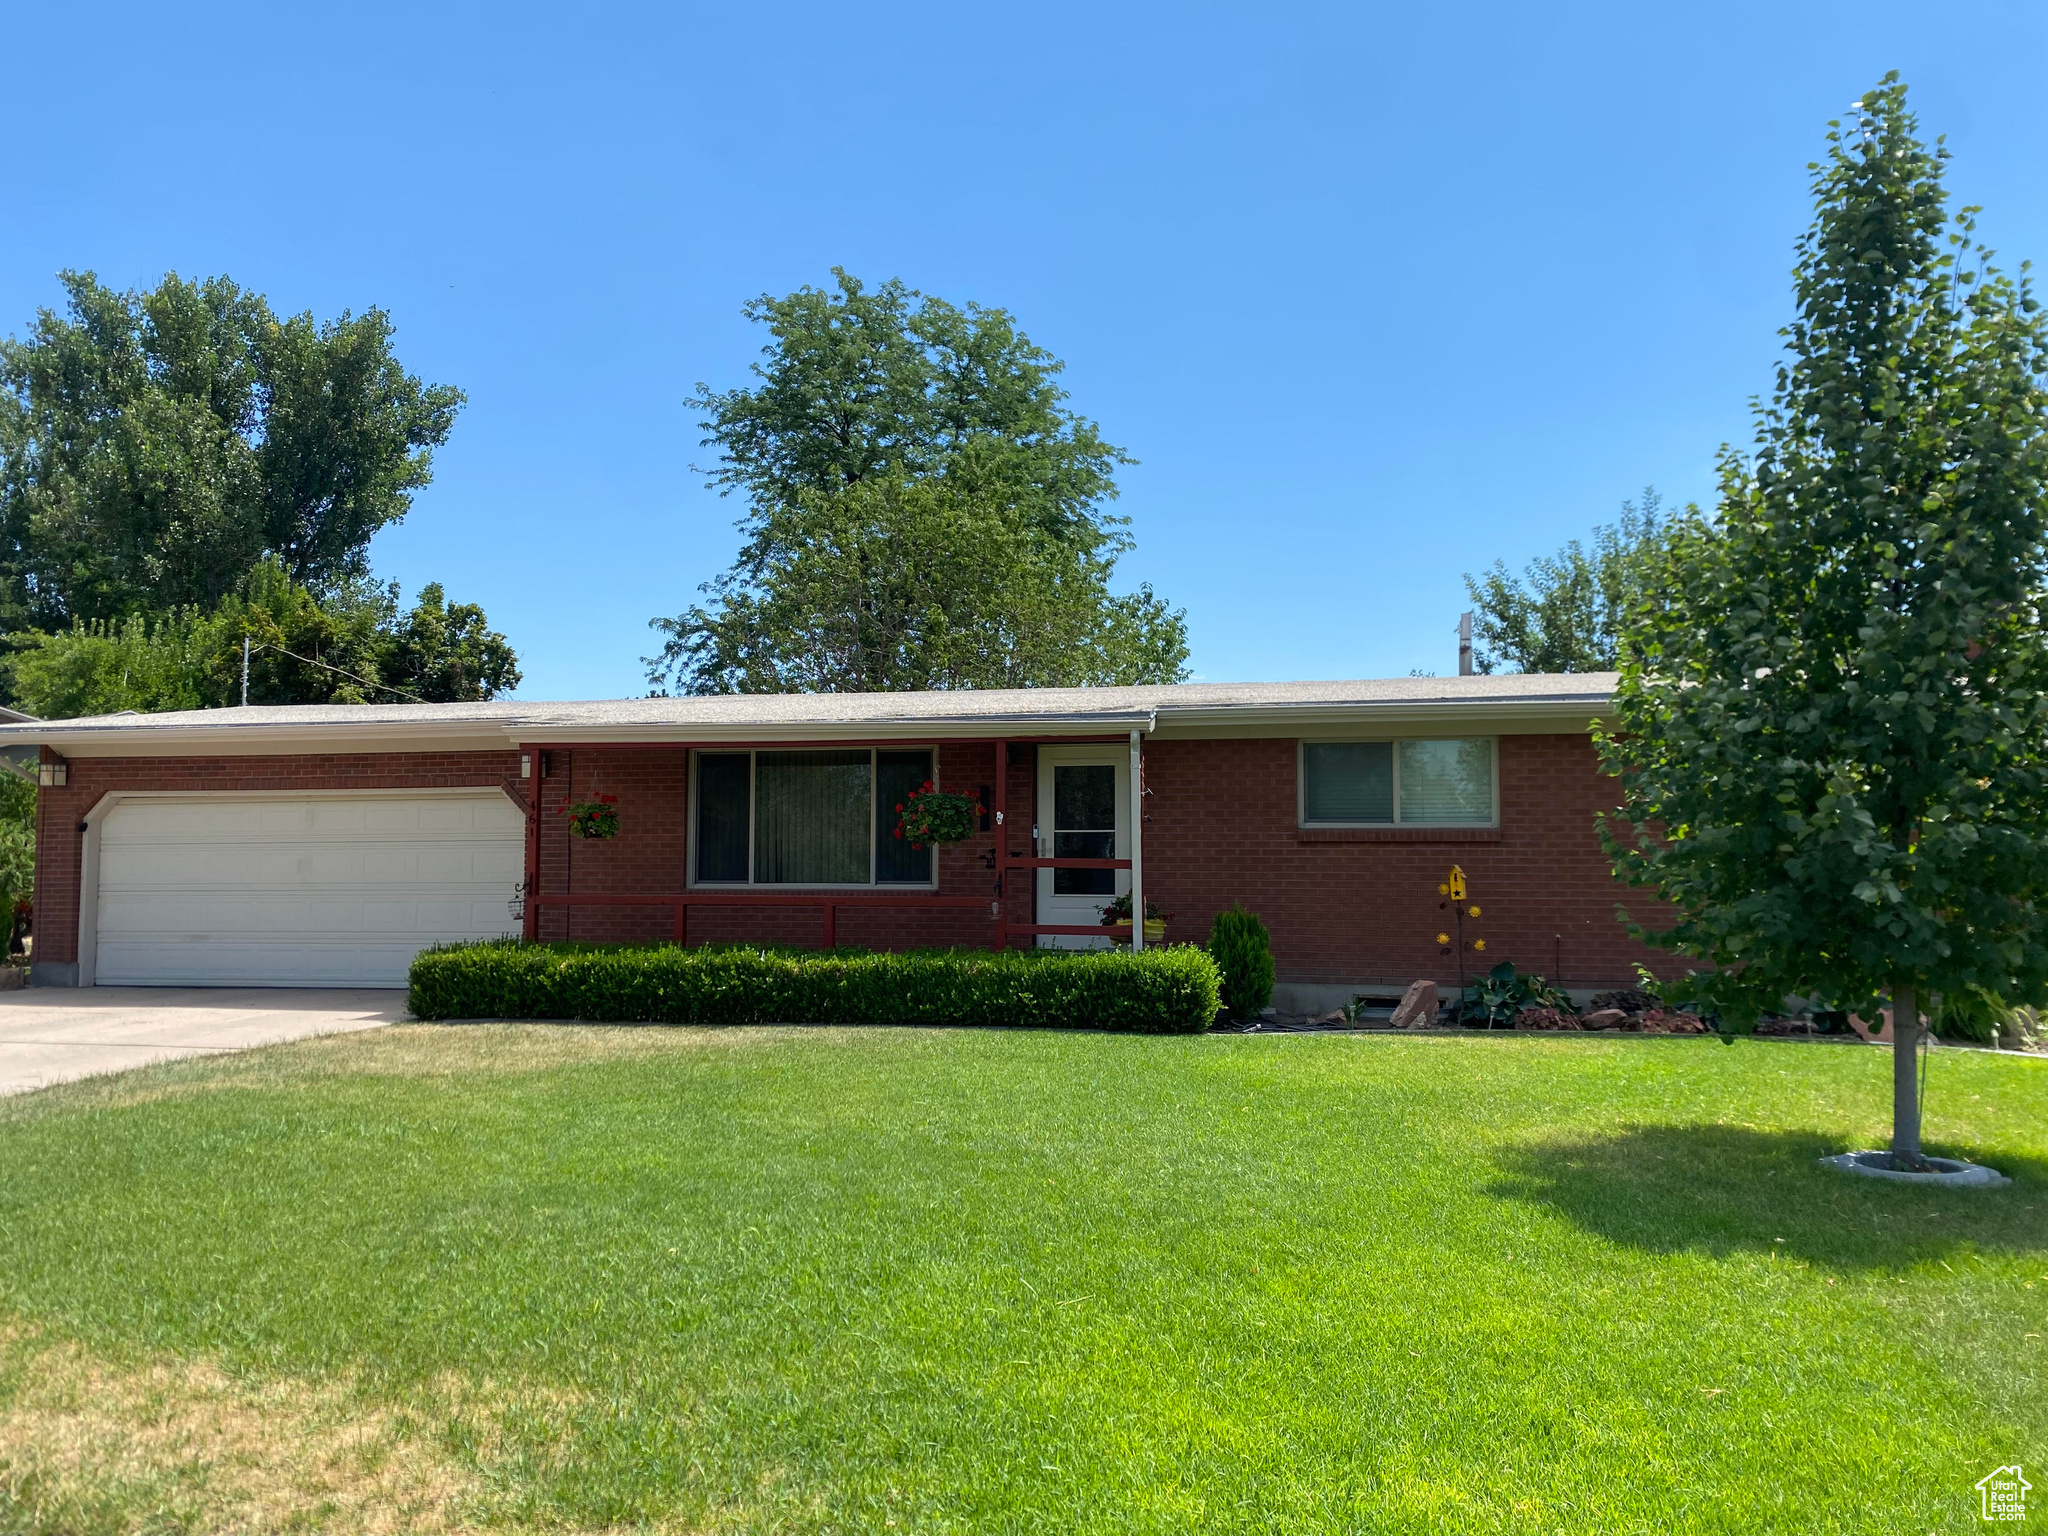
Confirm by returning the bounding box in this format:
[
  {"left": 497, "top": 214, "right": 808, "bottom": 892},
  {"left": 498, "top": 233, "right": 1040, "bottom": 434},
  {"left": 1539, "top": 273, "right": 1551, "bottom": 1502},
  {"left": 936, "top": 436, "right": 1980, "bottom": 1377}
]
[{"left": 0, "top": 673, "right": 1617, "bottom": 753}]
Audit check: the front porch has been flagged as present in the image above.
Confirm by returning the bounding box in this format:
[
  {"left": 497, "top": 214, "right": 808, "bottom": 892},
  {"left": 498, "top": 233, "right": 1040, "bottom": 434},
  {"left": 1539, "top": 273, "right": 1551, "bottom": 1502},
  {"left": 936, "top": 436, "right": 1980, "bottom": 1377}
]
[{"left": 512, "top": 733, "right": 1156, "bottom": 953}]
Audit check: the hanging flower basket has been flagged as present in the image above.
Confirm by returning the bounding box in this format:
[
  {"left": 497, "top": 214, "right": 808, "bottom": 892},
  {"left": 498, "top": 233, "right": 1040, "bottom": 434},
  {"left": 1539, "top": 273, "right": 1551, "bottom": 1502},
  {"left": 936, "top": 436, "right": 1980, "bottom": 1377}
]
[
  {"left": 893, "top": 781, "right": 982, "bottom": 850},
  {"left": 561, "top": 794, "right": 620, "bottom": 839}
]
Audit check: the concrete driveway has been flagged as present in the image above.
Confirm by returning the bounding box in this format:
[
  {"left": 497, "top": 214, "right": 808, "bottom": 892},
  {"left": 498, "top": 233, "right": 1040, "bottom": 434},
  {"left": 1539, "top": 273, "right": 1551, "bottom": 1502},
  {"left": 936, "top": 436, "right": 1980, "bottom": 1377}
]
[{"left": 0, "top": 987, "right": 408, "bottom": 1096}]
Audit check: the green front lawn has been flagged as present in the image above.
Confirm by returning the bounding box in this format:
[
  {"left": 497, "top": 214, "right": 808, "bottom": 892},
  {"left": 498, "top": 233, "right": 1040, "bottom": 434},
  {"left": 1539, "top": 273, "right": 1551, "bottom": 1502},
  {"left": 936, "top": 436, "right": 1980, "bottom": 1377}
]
[{"left": 0, "top": 1026, "right": 2041, "bottom": 1534}]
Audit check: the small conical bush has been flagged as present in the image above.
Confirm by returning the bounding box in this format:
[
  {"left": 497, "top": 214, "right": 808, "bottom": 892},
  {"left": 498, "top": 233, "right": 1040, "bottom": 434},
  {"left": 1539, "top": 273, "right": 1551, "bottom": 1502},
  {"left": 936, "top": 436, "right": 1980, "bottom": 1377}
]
[{"left": 1207, "top": 904, "right": 1275, "bottom": 1022}]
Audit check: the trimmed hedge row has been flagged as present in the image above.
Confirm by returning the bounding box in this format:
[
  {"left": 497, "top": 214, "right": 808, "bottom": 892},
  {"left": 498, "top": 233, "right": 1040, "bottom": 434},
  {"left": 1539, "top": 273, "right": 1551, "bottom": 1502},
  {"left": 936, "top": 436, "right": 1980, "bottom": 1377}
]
[{"left": 408, "top": 940, "right": 1223, "bottom": 1034}]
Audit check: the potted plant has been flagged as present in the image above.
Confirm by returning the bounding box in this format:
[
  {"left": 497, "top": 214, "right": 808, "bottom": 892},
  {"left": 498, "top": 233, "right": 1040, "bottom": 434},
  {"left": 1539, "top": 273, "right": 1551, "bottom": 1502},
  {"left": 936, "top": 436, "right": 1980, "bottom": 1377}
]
[
  {"left": 893, "top": 781, "right": 983, "bottom": 850},
  {"left": 1099, "top": 893, "right": 1167, "bottom": 944},
  {"left": 560, "top": 793, "right": 620, "bottom": 839}
]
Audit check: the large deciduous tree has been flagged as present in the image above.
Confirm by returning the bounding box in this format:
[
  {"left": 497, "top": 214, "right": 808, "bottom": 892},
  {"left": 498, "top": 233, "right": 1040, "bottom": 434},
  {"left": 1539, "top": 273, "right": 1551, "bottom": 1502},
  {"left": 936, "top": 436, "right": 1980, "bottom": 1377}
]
[
  {"left": 648, "top": 270, "right": 1189, "bottom": 693},
  {"left": 1463, "top": 490, "right": 1679, "bottom": 673},
  {"left": 1599, "top": 77, "right": 2048, "bottom": 1166},
  {"left": 0, "top": 270, "right": 463, "bottom": 626},
  {"left": 662, "top": 473, "right": 1186, "bottom": 694}
]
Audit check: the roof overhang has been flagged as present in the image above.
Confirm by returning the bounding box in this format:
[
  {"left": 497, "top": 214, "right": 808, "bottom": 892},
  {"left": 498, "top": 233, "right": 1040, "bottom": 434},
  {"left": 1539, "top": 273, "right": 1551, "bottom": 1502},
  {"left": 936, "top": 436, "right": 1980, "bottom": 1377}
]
[
  {"left": 0, "top": 719, "right": 518, "bottom": 758},
  {"left": 0, "top": 711, "right": 1167, "bottom": 757},
  {"left": 1147, "top": 697, "right": 1606, "bottom": 739},
  {"left": 0, "top": 691, "right": 1610, "bottom": 757}
]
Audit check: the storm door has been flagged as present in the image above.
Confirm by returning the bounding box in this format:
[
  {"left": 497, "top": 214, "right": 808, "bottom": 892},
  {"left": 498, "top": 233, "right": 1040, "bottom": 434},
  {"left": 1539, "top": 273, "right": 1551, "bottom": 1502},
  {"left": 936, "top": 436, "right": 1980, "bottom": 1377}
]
[{"left": 1033, "top": 746, "right": 1130, "bottom": 949}]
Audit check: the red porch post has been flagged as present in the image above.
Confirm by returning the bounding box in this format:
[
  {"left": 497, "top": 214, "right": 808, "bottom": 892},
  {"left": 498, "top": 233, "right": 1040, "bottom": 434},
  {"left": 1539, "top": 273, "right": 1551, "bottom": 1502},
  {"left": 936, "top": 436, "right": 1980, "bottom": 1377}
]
[
  {"left": 521, "top": 743, "right": 540, "bottom": 943},
  {"left": 677, "top": 744, "right": 689, "bottom": 948},
  {"left": 992, "top": 738, "right": 1008, "bottom": 950}
]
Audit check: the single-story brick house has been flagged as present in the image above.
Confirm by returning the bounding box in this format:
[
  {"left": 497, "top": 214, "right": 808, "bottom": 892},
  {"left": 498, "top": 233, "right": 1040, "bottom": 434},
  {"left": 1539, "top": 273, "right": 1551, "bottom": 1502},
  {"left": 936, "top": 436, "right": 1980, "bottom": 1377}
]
[{"left": 0, "top": 673, "right": 1661, "bottom": 1006}]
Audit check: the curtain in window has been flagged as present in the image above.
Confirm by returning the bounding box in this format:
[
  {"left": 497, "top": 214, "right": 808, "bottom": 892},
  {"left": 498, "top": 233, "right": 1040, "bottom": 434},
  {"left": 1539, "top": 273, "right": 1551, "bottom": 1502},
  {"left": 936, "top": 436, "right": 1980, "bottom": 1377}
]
[
  {"left": 1303, "top": 742, "right": 1394, "bottom": 823},
  {"left": 875, "top": 750, "right": 936, "bottom": 884},
  {"left": 695, "top": 754, "right": 752, "bottom": 882},
  {"left": 755, "top": 750, "right": 872, "bottom": 883},
  {"left": 1398, "top": 739, "right": 1493, "bottom": 823}
]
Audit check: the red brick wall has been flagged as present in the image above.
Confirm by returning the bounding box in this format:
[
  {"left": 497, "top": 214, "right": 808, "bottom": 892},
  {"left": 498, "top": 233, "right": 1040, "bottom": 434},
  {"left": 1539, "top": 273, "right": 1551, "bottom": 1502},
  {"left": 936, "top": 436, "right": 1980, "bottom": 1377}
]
[
  {"left": 1140, "top": 734, "right": 1664, "bottom": 987},
  {"left": 532, "top": 742, "right": 1022, "bottom": 948},
  {"left": 33, "top": 749, "right": 525, "bottom": 965},
  {"left": 33, "top": 733, "right": 1662, "bottom": 986}
]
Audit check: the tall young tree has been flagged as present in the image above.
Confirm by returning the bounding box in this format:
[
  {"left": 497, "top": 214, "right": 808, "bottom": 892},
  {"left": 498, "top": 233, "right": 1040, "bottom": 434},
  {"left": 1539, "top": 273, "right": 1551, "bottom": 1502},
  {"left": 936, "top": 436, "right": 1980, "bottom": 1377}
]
[
  {"left": 0, "top": 271, "right": 463, "bottom": 626},
  {"left": 1599, "top": 77, "right": 2048, "bottom": 1166},
  {"left": 649, "top": 270, "right": 1188, "bottom": 693}
]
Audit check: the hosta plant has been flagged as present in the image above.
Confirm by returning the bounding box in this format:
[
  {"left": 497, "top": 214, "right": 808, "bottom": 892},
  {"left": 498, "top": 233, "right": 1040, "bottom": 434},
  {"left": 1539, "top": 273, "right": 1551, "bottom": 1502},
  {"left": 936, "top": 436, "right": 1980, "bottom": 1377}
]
[{"left": 1461, "top": 961, "right": 1571, "bottom": 1027}]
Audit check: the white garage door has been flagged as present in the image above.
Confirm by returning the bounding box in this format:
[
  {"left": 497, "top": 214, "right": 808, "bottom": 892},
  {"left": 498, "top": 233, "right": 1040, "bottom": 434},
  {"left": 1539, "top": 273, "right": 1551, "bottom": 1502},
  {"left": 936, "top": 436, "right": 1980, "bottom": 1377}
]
[{"left": 93, "top": 791, "right": 524, "bottom": 987}]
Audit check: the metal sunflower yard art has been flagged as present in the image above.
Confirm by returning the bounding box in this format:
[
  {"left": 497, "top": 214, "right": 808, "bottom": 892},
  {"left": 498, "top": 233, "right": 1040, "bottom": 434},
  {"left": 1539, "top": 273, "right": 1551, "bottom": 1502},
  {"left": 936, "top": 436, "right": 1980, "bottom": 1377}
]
[{"left": 1437, "top": 864, "right": 1485, "bottom": 989}]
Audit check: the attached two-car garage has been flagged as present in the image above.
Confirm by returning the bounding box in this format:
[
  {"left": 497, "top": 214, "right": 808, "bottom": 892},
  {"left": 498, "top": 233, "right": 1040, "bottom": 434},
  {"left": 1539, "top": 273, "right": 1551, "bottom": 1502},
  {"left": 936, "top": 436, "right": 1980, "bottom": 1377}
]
[{"left": 86, "top": 791, "right": 524, "bottom": 987}]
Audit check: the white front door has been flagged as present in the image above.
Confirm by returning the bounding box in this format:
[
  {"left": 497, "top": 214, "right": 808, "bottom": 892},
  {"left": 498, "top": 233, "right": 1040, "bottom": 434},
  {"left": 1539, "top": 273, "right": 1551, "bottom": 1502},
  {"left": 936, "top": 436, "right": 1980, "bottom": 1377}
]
[{"left": 1034, "top": 746, "right": 1129, "bottom": 950}]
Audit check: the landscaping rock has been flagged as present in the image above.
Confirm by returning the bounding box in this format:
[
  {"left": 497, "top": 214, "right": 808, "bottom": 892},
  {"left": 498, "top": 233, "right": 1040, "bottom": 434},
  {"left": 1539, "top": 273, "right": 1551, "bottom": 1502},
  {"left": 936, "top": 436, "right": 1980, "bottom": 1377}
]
[
  {"left": 1388, "top": 980, "right": 1439, "bottom": 1029},
  {"left": 1632, "top": 1009, "right": 1711, "bottom": 1036},
  {"left": 1588, "top": 988, "right": 1658, "bottom": 1015},
  {"left": 1580, "top": 1008, "right": 1626, "bottom": 1030},
  {"left": 1514, "top": 1007, "right": 1580, "bottom": 1030},
  {"left": 1755, "top": 1017, "right": 1827, "bottom": 1037}
]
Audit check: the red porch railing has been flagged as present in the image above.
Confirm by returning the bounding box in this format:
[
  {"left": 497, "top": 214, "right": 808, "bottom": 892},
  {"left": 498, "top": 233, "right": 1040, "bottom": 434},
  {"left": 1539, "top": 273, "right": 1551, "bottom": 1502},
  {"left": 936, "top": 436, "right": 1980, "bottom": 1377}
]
[
  {"left": 519, "top": 735, "right": 1140, "bottom": 950},
  {"left": 988, "top": 737, "right": 1134, "bottom": 946},
  {"left": 529, "top": 891, "right": 990, "bottom": 949}
]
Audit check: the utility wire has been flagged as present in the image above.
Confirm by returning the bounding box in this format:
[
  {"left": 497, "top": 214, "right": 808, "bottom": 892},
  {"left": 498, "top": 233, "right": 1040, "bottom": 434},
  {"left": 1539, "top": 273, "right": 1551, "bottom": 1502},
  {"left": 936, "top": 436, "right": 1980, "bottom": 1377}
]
[{"left": 247, "top": 640, "right": 428, "bottom": 704}]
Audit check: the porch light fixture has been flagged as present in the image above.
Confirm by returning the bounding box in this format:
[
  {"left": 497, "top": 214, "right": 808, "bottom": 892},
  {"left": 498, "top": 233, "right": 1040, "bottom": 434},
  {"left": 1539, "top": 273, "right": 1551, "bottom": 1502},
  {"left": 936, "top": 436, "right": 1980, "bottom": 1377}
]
[
  {"left": 37, "top": 758, "right": 66, "bottom": 788},
  {"left": 521, "top": 754, "right": 532, "bottom": 779}
]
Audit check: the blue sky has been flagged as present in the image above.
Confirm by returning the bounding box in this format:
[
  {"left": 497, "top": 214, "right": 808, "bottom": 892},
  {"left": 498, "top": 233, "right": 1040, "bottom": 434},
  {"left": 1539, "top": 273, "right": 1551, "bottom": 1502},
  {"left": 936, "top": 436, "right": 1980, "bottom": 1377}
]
[{"left": 3, "top": 2, "right": 2043, "bottom": 697}]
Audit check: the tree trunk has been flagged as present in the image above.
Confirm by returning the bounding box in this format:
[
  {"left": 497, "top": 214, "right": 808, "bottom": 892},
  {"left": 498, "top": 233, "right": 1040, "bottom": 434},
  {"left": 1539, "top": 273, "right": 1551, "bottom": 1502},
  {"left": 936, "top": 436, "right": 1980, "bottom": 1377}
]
[{"left": 1891, "top": 980, "right": 1922, "bottom": 1165}]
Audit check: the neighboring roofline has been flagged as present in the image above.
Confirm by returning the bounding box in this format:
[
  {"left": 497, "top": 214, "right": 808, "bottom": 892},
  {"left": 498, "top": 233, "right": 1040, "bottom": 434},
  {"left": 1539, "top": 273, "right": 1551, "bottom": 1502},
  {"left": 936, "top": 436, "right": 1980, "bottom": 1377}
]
[{"left": 507, "top": 710, "right": 1161, "bottom": 746}]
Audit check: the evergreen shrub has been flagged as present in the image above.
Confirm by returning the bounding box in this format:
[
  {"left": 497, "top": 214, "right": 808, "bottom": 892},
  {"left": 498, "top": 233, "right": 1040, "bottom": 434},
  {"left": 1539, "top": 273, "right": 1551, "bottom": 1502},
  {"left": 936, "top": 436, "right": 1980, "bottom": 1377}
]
[
  {"left": 1206, "top": 905, "right": 1275, "bottom": 1021},
  {"left": 409, "top": 941, "right": 1221, "bottom": 1034}
]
